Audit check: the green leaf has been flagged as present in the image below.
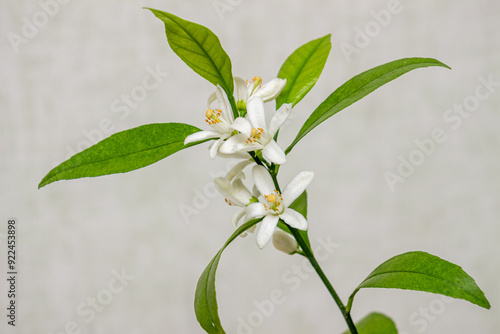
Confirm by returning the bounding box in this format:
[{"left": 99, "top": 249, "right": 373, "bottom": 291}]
[
  {"left": 285, "top": 58, "right": 450, "bottom": 154},
  {"left": 195, "top": 218, "right": 262, "bottom": 334},
  {"left": 276, "top": 34, "right": 331, "bottom": 109},
  {"left": 342, "top": 312, "right": 397, "bottom": 334},
  {"left": 39, "top": 123, "right": 202, "bottom": 188},
  {"left": 348, "top": 251, "right": 490, "bottom": 312},
  {"left": 289, "top": 190, "right": 308, "bottom": 218},
  {"left": 146, "top": 8, "right": 234, "bottom": 103},
  {"left": 278, "top": 190, "right": 312, "bottom": 253}
]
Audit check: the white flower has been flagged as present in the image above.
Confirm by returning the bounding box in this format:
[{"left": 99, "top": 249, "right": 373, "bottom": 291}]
[
  {"left": 235, "top": 76, "right": 287, "bottom": 103},
  {"left": 246, "top": 165, "right": 314, "bottom": 249},
  {"left": 219, "top": 97, "right": 292, "bottom": 165},
  {"left": 213, "top": 160, "right": 259, "bottom": 231},
  {"left": 184, "top": 85, "right": 236, "bottom": 159}
]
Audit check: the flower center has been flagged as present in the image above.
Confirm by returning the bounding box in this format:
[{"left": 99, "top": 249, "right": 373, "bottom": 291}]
[
  {"left": 205, "top": 109, "right": 222, "bottom": 125},
  {"left": 264, "top": 190, "right": 283, "bottom": 213},
  {"left": 266, "top": 194, "right": 277, "bottom": 203},
  {"left": 246, "top": 127, "right": 264, "bottom": 144}
]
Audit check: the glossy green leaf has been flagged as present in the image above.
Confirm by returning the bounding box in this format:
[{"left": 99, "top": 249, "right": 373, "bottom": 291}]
[
  {"left": 348, "top": 251, "right": 490, "bottom": 311},
  {"left": 278, "top": 190, "right": 312, "bottom": 252},
  {"left": 276, "top": 34, "right": 331, "bottom": 108},
  {"left": 195, "top": 218, "right": 262, "bottom": 334},
  {"left": 39, "top": 123, "right": 202, "bottom": 188},
  {"left": 286, "top": 58, "right": 450, "bottom": 154},
  {"left": 289, "top": 190, "right": 308, "bottom": 218},
  {"left": 146, "top": 8, "right": 234, "bottom": 103},
  {"left": 342, "top": 312, "right": 397, "bottom": 334}
]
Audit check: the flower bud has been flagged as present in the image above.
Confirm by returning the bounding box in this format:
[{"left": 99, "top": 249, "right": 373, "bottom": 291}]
[{"left": 272, "top": 230, "right": 298, "bottom": 255}]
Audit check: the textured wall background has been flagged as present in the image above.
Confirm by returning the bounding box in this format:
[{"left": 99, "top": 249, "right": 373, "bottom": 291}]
[{"left": 1, "top": 1, "right": 499, "bottom": 333}]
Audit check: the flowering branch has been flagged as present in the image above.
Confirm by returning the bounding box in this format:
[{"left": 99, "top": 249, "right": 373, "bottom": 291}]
[{"left": 37, "top": 8, "right": 490, "bottom": 334}]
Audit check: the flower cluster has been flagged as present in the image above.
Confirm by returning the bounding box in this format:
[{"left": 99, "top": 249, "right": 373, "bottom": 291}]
[{"left": 185, "top": 77, "right": 314, "bottom": 250}]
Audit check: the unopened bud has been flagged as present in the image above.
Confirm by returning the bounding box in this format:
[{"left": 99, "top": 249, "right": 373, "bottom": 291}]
[{"left": 272, "top": 230, "right": 298, "bottom": 255}]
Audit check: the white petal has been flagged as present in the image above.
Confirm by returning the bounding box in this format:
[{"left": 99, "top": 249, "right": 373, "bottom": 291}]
[
  {"left": 252, "top": 165, "right": 276, "bottom": 197},
  {"left": 279, "top": 208, "right": 308, "bottom": 231},
  {"left": 256, "top": 215, "right": 280, "bottom": 249},
  {"left": 268, "top": 103, "right": 292, "bottom": 137},
  {"left": 255, "top": 78, "right": 287, "bottom": 102},
  {"left": 219, "top": 134, "right": 248, "bottom": 154},
  {"left": 231, "top": 179, "right": 254, "bottom": 205},
  {"left": 233, "top": 171, "right": 245, "bottom": 181},
  {"left": 232, "top": 207, "right": 247, "bottom": 229},
  {"left": 207, "top": 91, "right": 217, "bottom": 108},
  {"left": 252, "top": 184, "right": 260, "bottom": 198},
  {"left": 214, "top": 177, "right": 232, "bottom": 199},
  {"left": 247, "top": 80, "right": 258, "bottom": 97},
  {"left": 209, "top": 137, "right": 224, "bottom": 159},
  {"left": 246, "top": 97, "right": 267, "bottom": 129},
  {"left": 282, "top": 171, "right": 314, "bottom": 207},
  {"left": 215, "top": 85, "right": 234, "bottom": 123},
  {"left": 234, "top": 208, "right": 252, "bottom": 238},
  {"left": 220, "top": 134, "right": 262, "bottom": 155},
  {"left": 211, "top": 121, "right": 231, "bottom": 136},
  {"left": 235, "top": 77, "right": 249, "bottom": 102},
  {"left": 225, "top": 160, "right": 252, "bottom": 181},
  {"left": 246, "top": 202, "right": 267, "bottom": 221},
  {"left": 231, "top": 117, "right": 252, "bottom": 137},
  {"left": 262, "top": 140, "right": 286, "bottom": 165},
  {"left": 184, "top": 130, "right": 220, "bottom": 145},
  {"left": 217, "top": 151, "right": 252, "bottom": 160},
  {"left": 214, "top": 177, "right": 252, "bottom": 207}
]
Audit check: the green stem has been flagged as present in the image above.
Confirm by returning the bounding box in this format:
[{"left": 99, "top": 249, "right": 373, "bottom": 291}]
[
  {"left": 289, "top": 228, "right": 359, "bottom": 334},
  {"left": 267, "top": 167, "right": 356, "bottom": 332},
  {"left": 249, "top": 151, "right": 264, "bottom": 167},
  {"left": 269, "top": 167, "right": 281, "bottom": 194},
  {"left": 346, "top": 295, "right": 355, "bottom": 314},
  {"left": 228, "top": 94, "right": 239, "bottom": 120}
]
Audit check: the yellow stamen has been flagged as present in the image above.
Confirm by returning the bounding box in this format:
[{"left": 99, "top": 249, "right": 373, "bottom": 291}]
[
  {"left": 249, "top": 76, "right": 263, "bottom": 96},
  {"left": 252, "top": 76, "right": 262, "bottom": 85},
  {"left": 205, "top": 109, "right": 222, "bottom": 125},
  {"left": 246, "top": 127, "right": 264, "bottom": 144},
  {"left": 264, "top": 190, "right": 283, "bottom": 213}
]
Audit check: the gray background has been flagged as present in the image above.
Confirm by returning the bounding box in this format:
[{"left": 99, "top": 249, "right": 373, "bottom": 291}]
[{"left": 1, "top": 0, "right": 499, "bottom": 333}]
